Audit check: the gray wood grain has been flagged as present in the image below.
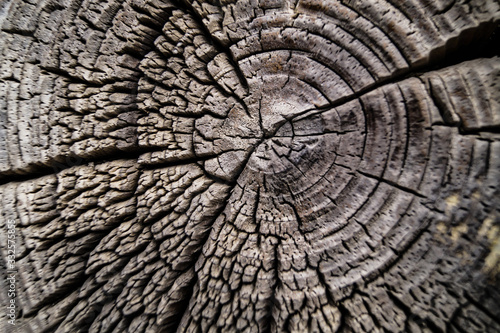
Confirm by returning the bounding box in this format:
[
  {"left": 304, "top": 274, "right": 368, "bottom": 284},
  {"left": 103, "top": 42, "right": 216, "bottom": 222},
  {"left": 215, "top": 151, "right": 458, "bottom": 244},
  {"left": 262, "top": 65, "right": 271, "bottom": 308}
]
[{"left": 0, "top": 0, "right": 499, "bottom": 332}]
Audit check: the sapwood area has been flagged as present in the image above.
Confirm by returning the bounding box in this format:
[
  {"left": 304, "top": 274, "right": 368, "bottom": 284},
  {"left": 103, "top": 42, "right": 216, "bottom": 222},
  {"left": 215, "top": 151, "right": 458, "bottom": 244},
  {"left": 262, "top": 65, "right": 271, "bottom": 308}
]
[{"left": 0, "top": 0, "right": 499, "bottom": 332}]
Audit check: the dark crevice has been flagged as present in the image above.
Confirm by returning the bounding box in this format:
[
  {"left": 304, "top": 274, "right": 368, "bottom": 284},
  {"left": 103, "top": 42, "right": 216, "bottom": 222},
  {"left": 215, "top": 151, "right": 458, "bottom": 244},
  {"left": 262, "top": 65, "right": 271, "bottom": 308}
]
[
  {"left": 335, "top": 302, "right": 349, "bottom": 333},
  {"left": 386, "top": 290, "right": 414, "bottom": 333},
  {"left": 457, "top": 126, "right": 500, "bottom": 136},
  {"left": 431, "top": 20, "right": 500, "bottom": 69},
  {"left": 0, "top": 147, "right": 150, "bottom": 186},
  {"left": 253, "top": 186, "right": 261, "bottom": 246},
  {"left": 40, "top": 65, "right": 109, "bottom": 87},
  {"left": 426, "top": 77, "right": 459, "bottom": 126},
  {"left": 158, "top": 269, "right": 197, "bottom": 333},
  {"left": 263, "top": 237, "right": 281, "bottom": 333},
  {"left": 357, "top": 170, "right": 427, "bottom": 199},
  {"left": 464, "top": 292, "right": 500, "bottom": 327},
  {"left": 396, "top": 85, "right": 413, "bottom": 177}
]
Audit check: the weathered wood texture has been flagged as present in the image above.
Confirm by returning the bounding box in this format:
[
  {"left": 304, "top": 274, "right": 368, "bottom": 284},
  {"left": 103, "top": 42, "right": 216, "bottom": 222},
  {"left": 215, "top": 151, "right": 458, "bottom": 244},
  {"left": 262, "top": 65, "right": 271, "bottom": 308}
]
[{"left": 0, "top": 0, "right": 500, "bottom": 332}]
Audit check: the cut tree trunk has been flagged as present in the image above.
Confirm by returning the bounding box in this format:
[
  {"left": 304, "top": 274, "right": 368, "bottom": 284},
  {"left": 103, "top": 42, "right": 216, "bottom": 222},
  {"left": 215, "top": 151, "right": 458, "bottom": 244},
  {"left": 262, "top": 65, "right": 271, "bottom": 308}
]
[{"left": 1, "top": 0, "right": 500, "bottom": 332}]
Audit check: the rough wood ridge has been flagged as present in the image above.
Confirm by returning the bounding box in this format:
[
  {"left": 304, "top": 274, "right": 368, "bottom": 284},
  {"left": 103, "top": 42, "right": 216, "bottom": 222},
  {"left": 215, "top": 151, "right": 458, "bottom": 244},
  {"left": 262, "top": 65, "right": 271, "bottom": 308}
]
[{"left": 0, "top": 0, "right": 499, "bottom": 332}]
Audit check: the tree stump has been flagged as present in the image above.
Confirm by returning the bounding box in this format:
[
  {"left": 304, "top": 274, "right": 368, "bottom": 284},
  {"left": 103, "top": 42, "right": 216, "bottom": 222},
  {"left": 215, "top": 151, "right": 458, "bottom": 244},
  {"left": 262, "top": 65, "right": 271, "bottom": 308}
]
[{"left": 0, "top": 0, "right": 500, "bottom": 332}]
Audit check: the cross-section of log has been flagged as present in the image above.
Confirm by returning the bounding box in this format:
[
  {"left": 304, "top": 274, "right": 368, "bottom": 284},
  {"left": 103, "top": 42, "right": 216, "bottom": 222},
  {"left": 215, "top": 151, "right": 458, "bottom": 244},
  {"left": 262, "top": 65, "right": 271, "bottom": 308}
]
[{"left": 0, "top": 0, "right": 499, "bottom": 332}]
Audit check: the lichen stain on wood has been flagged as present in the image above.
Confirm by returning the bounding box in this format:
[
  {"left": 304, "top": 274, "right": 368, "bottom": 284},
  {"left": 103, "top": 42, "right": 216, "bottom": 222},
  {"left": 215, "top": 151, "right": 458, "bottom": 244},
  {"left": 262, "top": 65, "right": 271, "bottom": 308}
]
[{"left": 480, "top": 216, "right": 500, "bottom": 277}]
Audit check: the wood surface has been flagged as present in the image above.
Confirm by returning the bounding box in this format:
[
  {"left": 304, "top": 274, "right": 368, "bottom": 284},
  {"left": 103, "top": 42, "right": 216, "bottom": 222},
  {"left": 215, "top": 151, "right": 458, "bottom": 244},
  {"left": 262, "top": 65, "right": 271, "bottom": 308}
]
[{"left": 0, "top": 0, "right": 499, "bottom": 332}]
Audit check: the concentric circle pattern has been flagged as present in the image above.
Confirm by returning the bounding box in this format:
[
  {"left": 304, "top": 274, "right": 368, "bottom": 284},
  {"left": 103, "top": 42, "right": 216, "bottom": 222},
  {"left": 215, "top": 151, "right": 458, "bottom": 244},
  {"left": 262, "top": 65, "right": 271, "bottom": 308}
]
[{"left": 0, "top": 0, "right": 500, "bottom": 332}]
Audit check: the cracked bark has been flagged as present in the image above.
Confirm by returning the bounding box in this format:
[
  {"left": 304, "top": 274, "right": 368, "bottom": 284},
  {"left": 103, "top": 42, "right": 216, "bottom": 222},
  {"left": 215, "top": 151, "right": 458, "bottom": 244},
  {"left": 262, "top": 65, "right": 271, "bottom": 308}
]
[{"left": 0, "top": 0, "right": 499, "bottom": 332}]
